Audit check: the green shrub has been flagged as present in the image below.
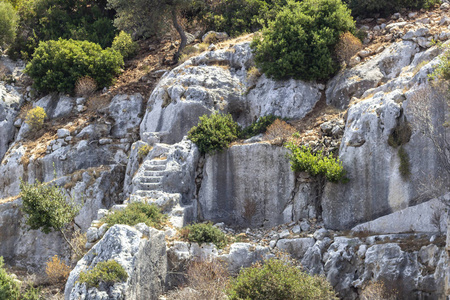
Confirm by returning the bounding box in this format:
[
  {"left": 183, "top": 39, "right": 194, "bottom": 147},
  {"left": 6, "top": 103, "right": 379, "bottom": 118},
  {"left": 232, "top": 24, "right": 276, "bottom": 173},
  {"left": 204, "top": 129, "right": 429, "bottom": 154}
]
[
  {"left": 101, "top": 202, "right": 167, "bottom": 230},
  {"left": 430, "top": 45, "right": 450, "bottom": 81},
  {"left": 188, "top": 113, "right": 240, "bottom": 154},
  {"left": 111, "top": 31, "right": 138, "bottom": 59},
  {"left": 78, "top": 260, "right": 128, "bottom": 288},
  {"left": 180, "top": 223, "right": 229, "bottom": 249},
  {"left": 201, "top": 0, "right": 286, "bottom": 37},
  {"left": 240, "top": 115, "right": 280, "bottom": 139},
  {"left": 0, "top": 257, "right": 21, "bottom": 300},
  {"left": 285, "top": 142, "right": 346, "bottom": 183},
  {"left": 20, "top": 180, "right": 79, "bottom": 235},
  {"left": 7, "top": 0, "right": 116, "bottom": 59},
  {"left": 25, "top": 106, "right": 46, "bottom": 130},
  {"left": 344, "top": 0, "right": 439, "bottom": 18},
  {"left": 25, "top": 39, "right": 123, "bottom": 94},
  {"left": 251, "top": 0, "right": 355, "bottom": 81},
  {"left": 0, "top": 1, "right": 18, "bottom": 48},
  {"left": 227, "top": 258, "right": 337, "bottom": 300},
  {"left": 398, "top": 146, "right": 411, "bottom": 179}
]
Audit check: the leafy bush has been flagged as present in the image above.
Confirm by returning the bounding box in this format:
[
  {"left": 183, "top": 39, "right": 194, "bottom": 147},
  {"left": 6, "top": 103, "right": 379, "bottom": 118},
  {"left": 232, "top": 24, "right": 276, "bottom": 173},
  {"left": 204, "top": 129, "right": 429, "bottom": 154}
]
[
  {"left": 180, "top": 223, "right": 229, "bottom": 249},
  {"left": 285, "top": 142, "right": 346, "bottom": 183},
  {"left": 78, "top": 260, "right": 128, "bottom": 288},
  {"left": 0, "top": 257, "right": 21, "bottom": 300},
  {"left": 240, "top": 114, "right": 279, "bottom": 139},
  {"left": 188, "top": 113, "right": 240, "bottom": 154},
  {"left": 227, "top": 258, "right": 337, "bottom": 300},
  {"left": 335, "top": 31, "right": 362, "bottom": 66},
  {"left": 101, "top": 202, "right": 167, "bottom": 229},
  {"left": 251, "top": 0, "right": 355, "bottom": 81},
  {"left": 111, "top": 31, "right": 138, "bottom": 59},
  {"left": 20, "top": 180, "right": 79, "bottom": 234},
  {"left": 8, "top": 0, "right": 116, "bottom": 59},
  {"left": 344, "top": 0, "right": 439, "bottom": 17},
  {"left": 201, "top": 0, "right": 286, "bottom": 37},
  {"left": 25, "top": 106, "right": 46, "bottom": 130},
  {"left": 25, "top": 39, "right": 123, "bottom": 94},
  {"left": 0, "top": 1, "right": 18, "bottom": 48},
  {"left": 45, "top": 255, "right": 71, "bottom": 284}
]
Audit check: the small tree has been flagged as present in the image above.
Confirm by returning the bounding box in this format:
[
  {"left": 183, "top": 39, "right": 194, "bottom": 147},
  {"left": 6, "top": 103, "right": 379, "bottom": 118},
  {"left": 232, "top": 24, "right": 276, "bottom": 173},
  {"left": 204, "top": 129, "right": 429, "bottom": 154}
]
[
  {"left": 107, "top": 0, "right": 192, "bottom": 61},
  {"left": 0, "top": 1, "right": 18, "bottom": 48},
  {"left": 20, "top": 180, "right": 81, "bottom": 257}
]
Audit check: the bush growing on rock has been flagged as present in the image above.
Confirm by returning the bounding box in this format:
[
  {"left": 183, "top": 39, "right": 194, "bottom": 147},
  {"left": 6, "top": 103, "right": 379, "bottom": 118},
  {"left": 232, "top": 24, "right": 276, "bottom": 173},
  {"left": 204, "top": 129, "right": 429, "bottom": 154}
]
[
  {"left": 251, "top": 0, "right": 355, "bottom": 81},
  {"left": 25, "top": 106, "right": 46, "bottom": 130},
  {"left": 78, "top": 260, "right": 128, "bottom": 288},
  {"left": 101, "top": 202, "right": 167, "bottom": 229},
  {"left": 0, "top": 256, "right": 21, "bottom": 299},
  {"left": 188, "top": 113, "right": 240, "bottom": 154},
  {"left": 25, "top": 39, "right": 123, "bottom": 94},
  {"left": 240, "top": 114, "right": 280, "bottom": 139},
  {"left": 45, "top": 255, "right": 71, "bottom": 284},
  {"left": 285, "top": 142, "right": 346, "bottom": 183},
  {"left": 344, "top": 0, "right": 439, "bottom": 17},
  {"left": 227, "top": 258, "right": 337, "bottom": 300},
  {"left": 180, "top": 223, "right": 229, "bottom": 248}
]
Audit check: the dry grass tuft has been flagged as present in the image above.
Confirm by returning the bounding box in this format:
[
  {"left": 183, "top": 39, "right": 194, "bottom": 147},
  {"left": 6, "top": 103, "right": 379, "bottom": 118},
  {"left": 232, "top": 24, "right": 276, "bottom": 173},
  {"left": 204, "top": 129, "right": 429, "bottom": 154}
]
[
  {"left": 166, "top": 259, "right": 229, "bottom": 300},
  {"left": 75, "top": 76, "right": 97, "bottom": 97},
  {"left": 361, "top": 280, "right": 398, "bottom": 300},
  {"left": 335, "top": 32, "right": 362, "bottom": 67},
  {"left": 45, "top": 255, "right": 71, "bottom": 284},
  {"left": 264, "top": 119, "right": 297, "bottom": 145}
]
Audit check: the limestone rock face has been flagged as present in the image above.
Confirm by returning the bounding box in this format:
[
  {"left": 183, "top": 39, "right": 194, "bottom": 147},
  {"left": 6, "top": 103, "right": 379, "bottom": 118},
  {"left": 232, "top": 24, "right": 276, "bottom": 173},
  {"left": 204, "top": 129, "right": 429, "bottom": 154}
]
[
  {"left": 326, "top": 41, "right": 419, "bottom": 109},
  {"left": 107, "top": 93, "right": 144, "bottom": 139},
  {"left": 140, "top": 42, "right": 323, "bottom": 144},
  {"left": 65, "top": 225, "right": 167, "bottom": 300},
  {"left": 322, "top": 43, "right": 449, "bottom": 230},
  {"left": 198, "top": 143, "right": 319, "bottom": 228},
  {"left": 0, "top": 82, "right": 22, "bottom": 161}
]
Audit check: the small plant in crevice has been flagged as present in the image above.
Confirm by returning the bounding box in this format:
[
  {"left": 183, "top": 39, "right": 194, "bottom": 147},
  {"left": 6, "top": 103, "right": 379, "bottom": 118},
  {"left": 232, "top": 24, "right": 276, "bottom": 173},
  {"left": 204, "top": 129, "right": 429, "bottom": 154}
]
[
  {"left": 45, "top": 255, "right": 71, "bottom": 284},
  {"left": 188, "top": 113, "right": 240, "bottom": 154},
  {"left": 101, "top": 202, "right": 167, "bottom": 230},
  {"left": 263, "top": 119, "right": 297, "bottom": 144},
  {"left": 25, "top": 106, "right": 46, "bottom": 130},
  {"left": 240, "top": 114, "right": 281, "bottom": 139},
  {"left": 179, "top": 222, "right": 229, "bottom": 249},
  {"left": 137, "top": 144, "right": 152, "bottom": 161},
  {"left": 398, "top": 146, "right": 411, "bottom": 179},
  {"left": 285, "top": 142, "right": 347, "bottom": 183},
  {"left": 78, "top": 260, "right": 128, "bottom": 288}
]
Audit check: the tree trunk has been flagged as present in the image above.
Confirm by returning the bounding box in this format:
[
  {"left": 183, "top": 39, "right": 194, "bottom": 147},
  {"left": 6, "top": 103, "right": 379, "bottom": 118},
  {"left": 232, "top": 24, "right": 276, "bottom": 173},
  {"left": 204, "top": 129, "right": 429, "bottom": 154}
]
[
  {"left": 171, "top": 6, "right": 187, "bottom": 62},
  {"left": 59, "top": 228, "right": 81, "bottom": 258}
]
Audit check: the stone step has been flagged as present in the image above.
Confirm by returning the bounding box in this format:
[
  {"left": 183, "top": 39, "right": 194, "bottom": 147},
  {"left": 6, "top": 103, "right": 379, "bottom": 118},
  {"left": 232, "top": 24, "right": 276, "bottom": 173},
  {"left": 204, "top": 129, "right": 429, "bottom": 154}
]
[
  {"left": 143, "top": 164, "right": 166, "bottom": 171},
  {"left": 139, "top": 176, "right": 163, "bottom": 184},
  {"left": 134, "top": 190, "right": 168, "bottom": 198},
  {"left": 138, "top": 182, "right": 162, "bottom": 190},
  {"left": 145, "top": 159, "right": 167, "bottom": 166},
  {"left": 144, "top": 170, "right": 166, "bottom": 177}
]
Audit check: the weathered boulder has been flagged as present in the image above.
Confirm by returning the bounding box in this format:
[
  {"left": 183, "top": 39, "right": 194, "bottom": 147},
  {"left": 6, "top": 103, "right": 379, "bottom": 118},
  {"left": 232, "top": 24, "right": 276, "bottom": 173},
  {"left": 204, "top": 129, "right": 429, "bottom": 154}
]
[
  {"left": 0, "top": 82, "right": 22, "bottom": 161},
  {"left": 198, "top": 143, "right": 320, "bottom": 228},
  {"left": 65, "top": 224, "right": 167, "bottom": 300},
  {"left": 35, "top": 94, "right": 76, "bottom": 119},
  {"left": 107, "top": 93, "right": 144, "bottom": 139}
]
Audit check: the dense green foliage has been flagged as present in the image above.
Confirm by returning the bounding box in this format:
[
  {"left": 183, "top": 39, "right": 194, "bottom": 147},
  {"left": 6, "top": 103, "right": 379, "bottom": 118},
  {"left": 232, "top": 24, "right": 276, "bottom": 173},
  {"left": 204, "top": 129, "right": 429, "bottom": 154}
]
[
  {"left": 0, "top": 257, "right": 20, "bottom": 300},
  {"left": 201, "top": 0, "right": 286, "bottom": 37},
  {"left": 251, "top": 0, "right": 355, "bottom": 81},
  {"left": 188, "top": 113, "right": 240, "bottom": 154},
  {"left": 78, "top": 260, "right": 128, "bottom": 288},
  {"left": 25, "top": 39, "right": 123, "bottom": 93},
  {"left": 0, "top": 1, "right": 18, "bottom": 48},
  {"left": 20, "top": 180, "right": 79, "bottom": 234},
  {"left": 0, "top": 257, "right": 42, "bottom": 300},
  {"left": 7, "top": 0, "right": 115, "bottom": 59},
  {"left": 344, "top": 0, "right": 439, "bottom": 17},
  {"left": 240, "top": 115, "right": 280, "bottom": 138},
  {"left": 285, "top": 142, "right": 346, "bottom": 182},
  {"left": 181, "top": 223, "right": 229, "bottom": 248},
  {"left": 111, "top": 31, "right": 138, "bottom": 59},
  {"left": 227, "top": 258, "right": 337, "bottom": 300},
  {"left": 101, "top": 202, "right": 167, "bottom": 229}
]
